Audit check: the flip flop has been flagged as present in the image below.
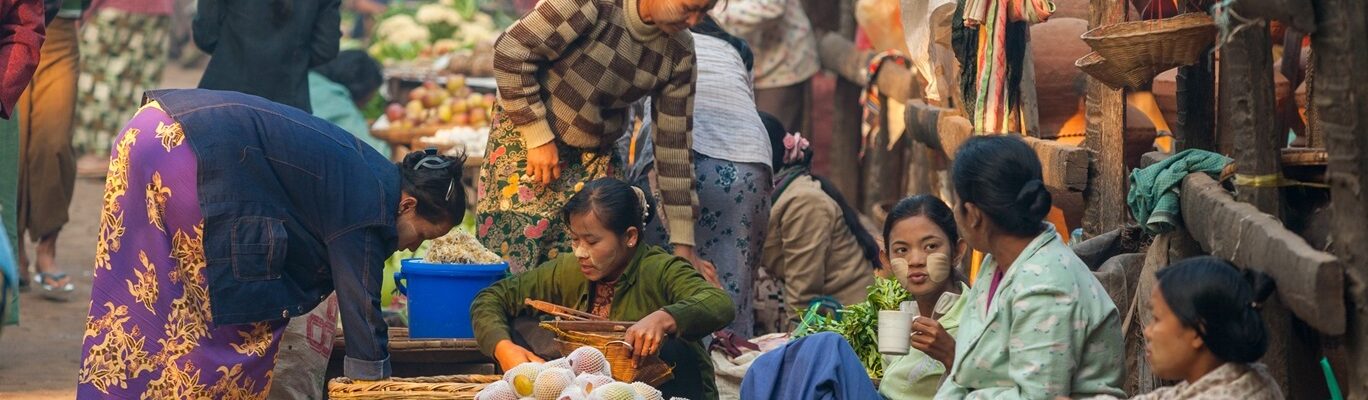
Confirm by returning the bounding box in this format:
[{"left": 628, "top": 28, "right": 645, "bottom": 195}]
[{"left": 33, "top": 272, "right": 75, "bottom": 302}]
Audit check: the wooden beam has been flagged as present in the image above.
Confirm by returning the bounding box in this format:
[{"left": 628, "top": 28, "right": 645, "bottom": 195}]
[
  {"left": 1220, "top": 23, "right": 1284, "bottom": 217},
  {"left": 1310, "top": 0, "right": 1368, "bottom": 395},
  {"left": 817, "top": 32, "right": 920, "bottom": 103},
  {"left": 905, "top": 100, "right": 1090, "bottom": 193},
  {"left": 1083, "top": 0, "right": 1129, "bottom": 237},
  {"left": 1179, "top": 173, "right": 1346, "bottom": 335}
]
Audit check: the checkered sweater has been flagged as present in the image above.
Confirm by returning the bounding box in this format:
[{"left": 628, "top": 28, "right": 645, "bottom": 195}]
[{"left": 494, "top": 0, "right": 699, "bottom": 246}]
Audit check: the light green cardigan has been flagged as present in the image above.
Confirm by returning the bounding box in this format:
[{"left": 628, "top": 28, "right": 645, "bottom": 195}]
[{"left": 935, "top": 225, "right": 1125, "bottom": 399}]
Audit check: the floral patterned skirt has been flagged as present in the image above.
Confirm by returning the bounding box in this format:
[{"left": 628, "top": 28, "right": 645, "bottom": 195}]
[
  {"left": 78, "top": 102, "right": 285, "bottom": 399},
  {"left": 476, "top": 107, "right": 621, "bottom": 273}
]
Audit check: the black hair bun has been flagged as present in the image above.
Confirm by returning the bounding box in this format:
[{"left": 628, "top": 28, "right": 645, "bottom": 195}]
[{"left": 1016, "top": 179, "right": 1053, "bottom": 220}]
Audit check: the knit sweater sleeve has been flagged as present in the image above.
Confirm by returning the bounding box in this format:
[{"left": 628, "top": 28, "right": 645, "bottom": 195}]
[
  {"left": 493, "top": 0, "right": 600, "bottom": 149},
  {"left": 651, "top": 39, "right": 699, "bottom": 248}
]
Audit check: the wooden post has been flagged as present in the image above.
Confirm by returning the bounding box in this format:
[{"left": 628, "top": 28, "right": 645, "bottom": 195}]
[
  {"left": 829, "top": 0, "right": 864, "bottom": 205},
  {"left": 1311, "top": 0, "right": 1368, "bottom": 396},
  {"left": 1082, "top": 0, "right": 1128, "bottom": 237},
  {"left": 1175, "top": 48, "right": 1216, "bottom": 151},
  {"left": 1220, "top": 23, "right": 1284, "bottom": 217},
  {"left": 861, "top": 96, "right": 907, "bottom": 212}
]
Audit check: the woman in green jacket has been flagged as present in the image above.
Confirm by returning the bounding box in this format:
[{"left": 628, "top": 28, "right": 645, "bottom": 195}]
[{"left": 470, "top": 178, "right": 735, "bottom": 400}]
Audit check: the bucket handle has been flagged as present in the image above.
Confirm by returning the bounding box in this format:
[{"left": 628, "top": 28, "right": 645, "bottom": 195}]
[{"left": 393, "top": 271, "right": 408, "bottom": 296}]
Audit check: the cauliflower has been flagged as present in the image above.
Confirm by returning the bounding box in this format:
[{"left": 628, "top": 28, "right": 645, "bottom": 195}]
[
  {"left": 375, "top": 14, "right": 420, "bottom": 38},
  {"left": 416, "top": 4, "right": 465, "bottom": 26}
]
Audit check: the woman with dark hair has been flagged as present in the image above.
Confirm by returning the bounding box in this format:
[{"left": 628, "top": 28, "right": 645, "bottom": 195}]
[
  {"left": 471, "top": 178, "right": 734, "bottom": 400},
  {"left": 77, "top": 89, "right": 464, "bottom": 398},
  {"left": 1083, "top": 256, "right": 1282, "bottom": 399},
  {"left": 879, "top": 195, "right": 970, "bottom": 400},
  {"left": 618, "top": 14, "right": 771, "bottom": 336},
  {"left": 937, "top": 135, "right": 1124, "bottom": 399},
  {"left": 310, "top": 49, "right": 387, "bottom": 154},
  {"left": 758, "top": 113, "right": 881, "bottom": 333},
  {"left": 194, "top": 0, "right": 341, "bottom": 112}
]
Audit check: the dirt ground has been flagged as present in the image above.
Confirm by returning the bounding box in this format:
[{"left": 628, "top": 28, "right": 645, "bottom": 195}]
[{"left": 0, "top": 62, "right": 204, "bottom": 399}]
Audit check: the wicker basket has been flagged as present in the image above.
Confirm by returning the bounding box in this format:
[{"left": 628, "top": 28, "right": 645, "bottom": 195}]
[
  {"left": 1076, "top": 51, "right": 1161, "bottom": 90},
  {"left": 327, "top": 374, "right": 501, "bottom": 400},
  {"left": 1080, "top": 12, "right": 1216, "bottom": 74},
  {"left": 540, "top": 321, "right": 674, "bottom": 386}
]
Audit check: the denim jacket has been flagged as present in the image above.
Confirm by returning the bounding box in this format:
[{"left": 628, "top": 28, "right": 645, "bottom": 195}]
[{"left": 146, "top": 89, "right": 400, "bottom": 380}]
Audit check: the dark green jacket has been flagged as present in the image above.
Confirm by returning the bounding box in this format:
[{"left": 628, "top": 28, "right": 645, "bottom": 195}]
[{"left": 471, "top": 245, "right": 735, "bottom": 400}]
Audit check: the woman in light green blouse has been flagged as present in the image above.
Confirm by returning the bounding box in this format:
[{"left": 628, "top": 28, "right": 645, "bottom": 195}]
[{"left": 937, "top": 135, "right": 1124, "bottom": 399}]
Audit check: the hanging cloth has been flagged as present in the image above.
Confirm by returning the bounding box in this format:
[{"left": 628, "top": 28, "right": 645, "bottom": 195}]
[
  {"left": 959, "top": 0, "right": 1054, "bottom": 133},
  {"left": 861, "top": 51, "right": 912, "bottom": 156}
]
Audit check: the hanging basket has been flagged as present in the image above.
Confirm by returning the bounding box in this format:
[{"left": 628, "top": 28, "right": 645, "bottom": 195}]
[
  {"left": 327, "top": 374, "right": 501, "bottom": 400},
  {"left": 1076, "top": 52, "right": 1163, "bottom": 90},
  {"left": 540, "top": 321, "right": 675, "bottom": 387},
  {"left": 1080, "top": 12, "right": 1217, "bottom": 73}
]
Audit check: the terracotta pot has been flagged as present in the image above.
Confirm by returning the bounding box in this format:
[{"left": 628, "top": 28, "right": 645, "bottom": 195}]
[
  {"left": 1152, "top": 68, "right": 1178, "bottom": 131},
  {"left": 1030, "top": 17, "right": 1091, "bottom": 137},
  {"left": 1053, "top": 0, "right": 1090, "bottom": 20}
]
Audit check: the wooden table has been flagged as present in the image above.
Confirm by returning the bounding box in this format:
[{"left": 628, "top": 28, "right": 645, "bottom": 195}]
[{"left": 326, "top": 328, "right": 496, "bottom": 379}]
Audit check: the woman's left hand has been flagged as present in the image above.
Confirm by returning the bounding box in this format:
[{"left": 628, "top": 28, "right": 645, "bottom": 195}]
[
  {"left": 673, "top": 245, "right": 719, "bottom": 287},
  {"left": 625, "top": 310, "right": 677, "bottom": 363},
  {"left": 910, "top": 316, "right": 956, "bottom": 369}
]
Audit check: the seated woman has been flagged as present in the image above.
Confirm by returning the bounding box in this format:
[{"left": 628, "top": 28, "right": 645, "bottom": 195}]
[
  {"left": 880, "top": 195, "right": 970, "bottom": 400},
  {"left": 759, "top": 113, "right": 880, "bottom": 333},
  {"left": 937, "top": 135, "right": 1125, "bottom": 399},
  {"left": 470, "top": 178, "right": 735, "bottom": 400},
  {"left": 1085, "top": 256, "right": 1282, "bottom": 400}
]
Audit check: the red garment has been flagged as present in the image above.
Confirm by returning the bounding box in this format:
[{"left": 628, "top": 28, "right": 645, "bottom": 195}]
[
  {"left": 0, "top": 0, "right": 44, "bottom": 119},
  {"left": 985, "top": 267, "right": 1006, "bottom": 312}
]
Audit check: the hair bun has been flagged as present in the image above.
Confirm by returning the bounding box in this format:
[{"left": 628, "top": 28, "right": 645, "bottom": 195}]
[{"left": 1015, "top": 179, "right": 1052, "bottom": 219}]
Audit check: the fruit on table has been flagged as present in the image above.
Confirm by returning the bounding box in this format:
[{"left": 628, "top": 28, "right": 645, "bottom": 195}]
[{"left": 385, "top": 103, "right": 405, "bottom": 122}]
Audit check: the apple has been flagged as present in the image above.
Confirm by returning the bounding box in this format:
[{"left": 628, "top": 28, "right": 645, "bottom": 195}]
[
  {"left": 408, "top": 87, "right": 428, "bottom": 103},
  {"left": 406, "top": 100, "right": 425, "bottom": 120},
  {"left": 451, "top": 98, "right": 469, "bottom": 115},
  {"left": 423, "top": 88, "right": 447, "bottom": 108},
  {"left": 385, "top": 103, "right": 405, "bottom": 122},
  {"left": 483, "top": 93, "right": 497, "bottom": 109},
  {"left": 469, "top": 108, "right": 488, "bottom": 125},
  {"left": 453, "top": 113, "right": 471, "bottom": 126},
  {"left": 437, "top": 104, "right": 454, "bottom": 123},
  {"left": 446, "top": 74, "right": 466, "bottom": 93},
  {"left": 422, "top": 81, "right": 439, "bottom": 91}
]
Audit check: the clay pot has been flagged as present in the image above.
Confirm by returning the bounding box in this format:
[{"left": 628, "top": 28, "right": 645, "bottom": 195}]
[
  {"left": 1030, "top": 17, "right": 1091, "bottom": 137},
  {"left": 1053, "top": 0, "right": 1090, "bottom": 20},
  {"left": 1152, "top": 68, "right": 1178, "bottom": 131}
]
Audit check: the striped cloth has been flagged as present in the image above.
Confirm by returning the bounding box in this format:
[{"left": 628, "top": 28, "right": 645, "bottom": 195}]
[{"left": 962, "top": 0, "right": 1053, "bottom": 133}]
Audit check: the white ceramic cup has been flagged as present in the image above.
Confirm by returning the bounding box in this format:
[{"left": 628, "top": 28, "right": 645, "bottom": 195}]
[{"left": 877, "top": 310, "right": 915, "bottom": 355}]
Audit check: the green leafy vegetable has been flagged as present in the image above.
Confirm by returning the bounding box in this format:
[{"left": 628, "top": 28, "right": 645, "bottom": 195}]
[{"left": 793, "top": 277, "right": 910, "bottom": 380}]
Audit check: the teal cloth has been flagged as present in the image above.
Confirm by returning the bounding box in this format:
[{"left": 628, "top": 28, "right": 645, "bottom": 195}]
[
  {"left": 1, "top": 116, "right": 17, "bottom": 327},
  {"left": 308, "top": 72, "right": 389, "bottom": 155},
  {"left": 1127, "top": 149, "right": 1231, "bottom": 234}
]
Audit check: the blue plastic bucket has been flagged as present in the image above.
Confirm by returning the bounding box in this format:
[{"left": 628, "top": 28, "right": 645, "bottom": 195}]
[{"left": 395, "top": 259, "right": 508, "bottom": 339}]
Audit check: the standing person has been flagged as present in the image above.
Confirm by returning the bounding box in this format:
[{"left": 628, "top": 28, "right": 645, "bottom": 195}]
[
  {"left": 78, "top": 89, "right": 464, "bottom": 398},
  {"left": 758, "top": 113, "right": 880, "bottom": 333},
  {"left": 194, "top": 0, "right": 342, "bottom": 113},
  {"left": 937, "top": 135, "right": 1124, "bottom": 399},
  {"left": 71, "top": 0, "right": 172, "bottom": 176},
  {"left": 619, "top": 15, "right": 771, "bottom": 337},
  {"left": 710, "top": 0, "right": 819, "bottom": 134},
  {"left": 0, "top": 0, "right": 47, "bottom": 337},
  {"left": 1079, "top": 256, "right": 1282, "bottom": 400},
  {"left": 479, "top": 0, "right": 716, "bottom": 273},
  {"left": 15, "top": 0, "right": 87, "bottom": 301}
]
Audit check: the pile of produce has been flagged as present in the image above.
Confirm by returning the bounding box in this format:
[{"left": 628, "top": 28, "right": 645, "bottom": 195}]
[
  {"left": 793, "top": 277, "right": 910, "bottom": 380},
  {"left": 476, "top": 347, "right": 681, "bottom": 400},
  {"left": 369, "top": 0, "right": 503, "bottom": 71},
  {"left": 424, "top": 229, "right": 502, "bottom": 264},
  {"left": 382, "top": 75, "right": 497, "bottom": 131}
]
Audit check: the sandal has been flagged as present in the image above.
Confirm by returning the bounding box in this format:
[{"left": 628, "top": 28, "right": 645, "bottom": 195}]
[{"left": 33, "top": 272, "right": 75, "bottom": 302}]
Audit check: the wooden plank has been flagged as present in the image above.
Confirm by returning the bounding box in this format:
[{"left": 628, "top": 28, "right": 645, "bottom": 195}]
[
  {"left": 1220, "top": 23, "right": 1284, "bottom": 217},
  {"left": 1083, "top": 0, "right": 1129, "bottom": 237},
  {"left": 829, "top": 0, "right": 864, "bottom": 204},
  {"left": 1310, "top": 0, "right": 1368, "bottom": 395},
  {"left": 816, "top": 32, "right": 920, "bottom": 103},
  {"left": 1178, "top": 173, "right": 1346, "bottom": 335},
  {"left": 905, "top": 100, "right": 1090, "bottom": 193}
]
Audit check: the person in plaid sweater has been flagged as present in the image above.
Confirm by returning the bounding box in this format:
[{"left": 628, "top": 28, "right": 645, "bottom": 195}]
[{"left": 478, "top": 0, "right": 717, "bottom": 276}]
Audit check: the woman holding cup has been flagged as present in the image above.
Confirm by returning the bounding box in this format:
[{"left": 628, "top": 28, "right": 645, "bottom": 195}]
[{"left": 877, "top": 195, "right": 971, "bottom": 399}]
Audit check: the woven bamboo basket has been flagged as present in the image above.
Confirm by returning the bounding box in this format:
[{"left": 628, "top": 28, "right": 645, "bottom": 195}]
[
  {"left": 1080, "top": 12, "right": 1217, "bottom": 76},
  {"left": 1076, "top": 51, "right": 1162, "bottom": 90},
  {"left": 327, "top": 374, "right": 501, "bottom": 400},
  {"left": 540, "top": 321, "right": 675, "bottom": 386}
]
